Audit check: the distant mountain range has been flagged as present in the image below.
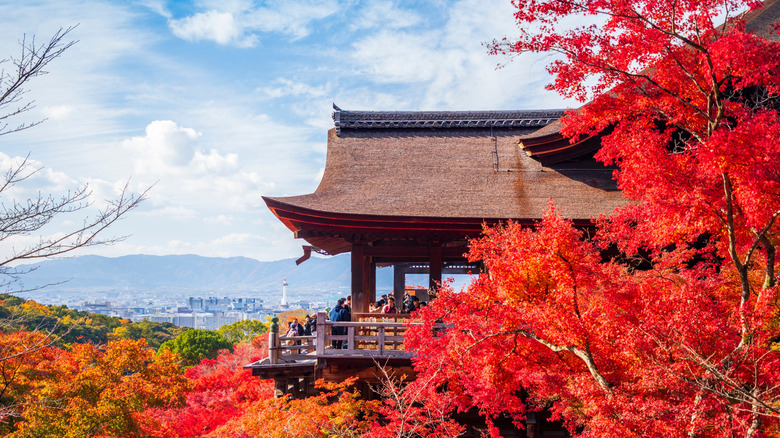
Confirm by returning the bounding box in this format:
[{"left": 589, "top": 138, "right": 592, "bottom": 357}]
[{"left": 12, "top": 254, "right": 395, "bottom": 294}]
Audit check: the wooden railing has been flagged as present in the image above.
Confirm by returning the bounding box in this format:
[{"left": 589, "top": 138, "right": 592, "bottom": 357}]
[{"left": 267, "top": 312, "right": 414, "bottom": 364}]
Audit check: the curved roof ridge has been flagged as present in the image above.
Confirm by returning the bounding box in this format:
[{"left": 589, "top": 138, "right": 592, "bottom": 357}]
[{"left": 332, "top": 104, "right": 566, "bottom": 135}]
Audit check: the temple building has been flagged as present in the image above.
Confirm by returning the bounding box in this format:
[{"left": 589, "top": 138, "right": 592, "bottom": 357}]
[
  {"left": 253, "top": 106, "right": 626, "bottom": 436},
  {"left": 250, "top": 2, "right": 780, "bottom": 435},
  {"left": 263, "top": 105, "right": 626, "bottom": 313}
]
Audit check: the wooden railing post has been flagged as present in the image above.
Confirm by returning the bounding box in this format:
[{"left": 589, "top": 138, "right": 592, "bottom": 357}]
[
  {"left": 378, "top": 326, "right": 385, "bottom": 355},
  {"left": 347, "top": 326, "right": 355, "bottom": 351},
  {"left": 316, "top": 312, "right": 326, "bottom": 356},
  {"left": 268, "top": 316, "right": 280, "bottom": 364}
]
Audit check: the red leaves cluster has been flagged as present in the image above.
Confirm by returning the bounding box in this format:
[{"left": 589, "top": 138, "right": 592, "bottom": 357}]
[
  {"left": 147, "top": 338, "right": 379, "bottom": 438},
  {"left": 407, "top": 210, "right": 780, "bottom": 436},
  {"left": 145, "top": 341, "right": 271, "bottom": 437},
  {"left": 203, "top": 378, "right": 379, "bottom": 438},
  {"left": 408, "top": 1, "right": 780, "bottom": 436}
]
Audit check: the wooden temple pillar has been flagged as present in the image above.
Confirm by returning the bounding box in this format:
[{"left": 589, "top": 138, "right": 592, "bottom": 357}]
[
  {"left": 351, "top": 244, "right": 375, "bottom": 313},
  {"left": 429, "top": 243, "right": 442, "bottom": 291},
  {"left": 393, "top": 263, "right": 405, "bottom": 306},
  {"left": 368, "top": 258, "right": 376, "bottom": 308}
]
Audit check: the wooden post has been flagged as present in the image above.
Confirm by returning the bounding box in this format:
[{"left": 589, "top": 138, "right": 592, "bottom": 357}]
[
  {"left": 269, "top": 317, "right": 280, "bottom": 364},
  {"left": 347, "top": 326, "right": 355, "bottom": 352},
  {"left": 274, "top": 379, "right": 286, "bottom": 398},
  {"left": 526, "top": 412, "right": 538, "bottom": 438},
  {"left": 393, "top": 263, "right": 405, "bottom": 308},
  {"left": 378, "top": 326, "right": 386, "bottom": 356},
  {"left": 368, "top": 259, "right": 376, "bottom": 311},
  {"left": 351, "top": 244, "right": 365, "bottom": 315},
  {"left": 429, "top": 243, "right": 442, "bottom": 291},
  {"left": 316, "top": 312, "right": 326, "bottom": 356}
]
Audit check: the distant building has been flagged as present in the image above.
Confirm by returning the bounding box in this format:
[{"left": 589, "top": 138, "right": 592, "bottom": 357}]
[
  {"left": 187, "top": 296, "right": 264, "bottom": 313},
  {"left": 280, "top": 278, "right": 288, "bottom": 307}
]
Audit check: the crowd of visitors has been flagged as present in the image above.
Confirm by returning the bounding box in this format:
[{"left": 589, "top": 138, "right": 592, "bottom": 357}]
[
  {"left": 282, "top": 293, "right": 426, "bottom": 350},
  {"left": 368, "top": 293, "right": 426, "bottom": 314}
]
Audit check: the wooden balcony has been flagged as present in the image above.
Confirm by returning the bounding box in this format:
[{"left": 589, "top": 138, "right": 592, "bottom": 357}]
[
  {"left": 245, "top": 312, "right": 422, "bottom": 396},
  {"left": 250, "top": 312, "right": 414, "bottom": 363},
  {"left": 245, "top": 312, "right": 570, "bottom": 437}
]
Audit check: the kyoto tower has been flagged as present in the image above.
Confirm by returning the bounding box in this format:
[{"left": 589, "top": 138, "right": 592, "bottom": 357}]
[{"left": 281, "top": 277, "right": 288, "bottom": 307}]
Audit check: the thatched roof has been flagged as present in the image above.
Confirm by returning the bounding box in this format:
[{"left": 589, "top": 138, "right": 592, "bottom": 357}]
[
  {"left": 745, "top": 0, "right": 780, "bottom": 42},
  {"left": 264, "top": 108, "right": 626, "bottom": 253}
]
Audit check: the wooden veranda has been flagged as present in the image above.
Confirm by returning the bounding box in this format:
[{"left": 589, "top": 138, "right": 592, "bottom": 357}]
[{"left": 245, "top": 312, "right": 419, "bottom": 395}]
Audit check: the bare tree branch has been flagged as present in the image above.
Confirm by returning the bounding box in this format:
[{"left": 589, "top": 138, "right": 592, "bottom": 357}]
[{"left": 0, "top": 26, "right": 78, "bottom": 136}]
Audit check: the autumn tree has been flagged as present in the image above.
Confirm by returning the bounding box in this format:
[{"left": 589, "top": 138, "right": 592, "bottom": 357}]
[
  {"left": 403, "top": 1, "right": 780, "bottom": 437},
  {"left": 218, "top": 319, "right": 268, "bottom": 345},
  {"left": 204, "top": 377, "right": 380, "bottom": 438},
  {"left": 145, "top": 341, "right": 271, "bottom": 437},
  {"left": 0, "top": 330, "right": 57, "bottom": 433},
  {"left": 0, "top": 27, "right": 147, "bottom": 428},
  {"left": 9, "top": 338, "right": 188, "bottom": 438},
  {"left": 159, "top": 329, "right": 234, "bottom": 366}
]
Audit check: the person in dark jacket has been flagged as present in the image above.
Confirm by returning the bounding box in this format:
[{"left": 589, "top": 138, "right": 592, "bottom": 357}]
[
  {"left": 329, "top": 298, "right": 346, "bottom": 349},
  {"left": 304, "top": 314, "right": 315, "bottom": 336},
  {"left": 291, "top": 318, "right": 305, "bottom": 336},
  {"left": 407, "top": 296, "right": 420, "bottom": 313},
  {"left": 343, "top": 297, "right": 352, "bottom": 322}
]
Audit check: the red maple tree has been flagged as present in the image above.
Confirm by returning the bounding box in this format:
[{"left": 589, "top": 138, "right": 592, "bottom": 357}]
[
  {"left": 145, "top": 339, "right": 272, "bottom": 437},
  {"left": 404, "top": 1, "right": 780, "bottom": 437}
]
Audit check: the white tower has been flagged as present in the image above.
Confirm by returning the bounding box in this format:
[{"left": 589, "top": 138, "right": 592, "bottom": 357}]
[{"left": 281, "top": 277, "right": 289, "bottom": 307}]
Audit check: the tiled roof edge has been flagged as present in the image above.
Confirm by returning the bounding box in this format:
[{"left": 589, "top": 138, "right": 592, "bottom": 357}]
[{"left": 332, "top": 104, "right": 566, "bottom": 135}]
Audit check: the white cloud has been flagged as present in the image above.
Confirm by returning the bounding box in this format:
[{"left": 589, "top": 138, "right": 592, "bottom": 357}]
[
  {"left": 345, "top": 0, "right": 571, "bottom": 110},
  {"left": 151, "top": 232, "right": 297, "bottom": 260},
  {"left": 192, "top": 149, "right": 239, "bottom": 174},
  {"left": 242, "top": 0, "right": 339, "bottom": 40},
  {"left": 167, "top": 0, "right": 339, "bottom": 47},
  {"left": 140, "top": 205, "right": 198, "bottom": 221},
  {"left": 138, "top": 0, "right": 172, "bottom": 19},
  {"left": 120, "top": 120, "right": 276, "bottom": 216},
  {"left": 123, "top": 120, "right": 201, "bottom": 174},
  {"left": 351, "top": 30, "right": 440, "bottom": 84},
  {"left": 256, "top": 78, "right": 330, "bottom": 99},
  {"left": 0, "top": 153, "right": 76, "bottom": 201},
  {"left": 169, "top": 10, "right": 259, "bottom": 47},
  {"left": 204, "top": 214, "right": 233, "bottom": 225},
  {"left": 42, "top": 105, "right": 76, "bottom": 120},
  {"left": 350, "top": 2, "right": 422, "bottom": 31}
]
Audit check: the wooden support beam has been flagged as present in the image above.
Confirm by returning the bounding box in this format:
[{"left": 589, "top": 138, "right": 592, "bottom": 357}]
[
  {"left": 274, "top": 379, "right": 287, "bottom": 397},
  {"left": 393, "top": 263, "right": 405, "bottom": 308},
  {"left": 361, "top": 256, "right": 373, "bottom": 314},
  {"left": 351, "top": 244, "right": 365, "bottom": 316},
  {"left": 429, "top": 244, "right": 442, "bottom": 290},
  {"left": 368, "top": 258, "right": 376, "bottom": 311},
  {"left": 364, "top": 245, "right": 468, "bottom": 259},
  {"left": 351, "top": 244, "right": 374, "bottom": 314}
]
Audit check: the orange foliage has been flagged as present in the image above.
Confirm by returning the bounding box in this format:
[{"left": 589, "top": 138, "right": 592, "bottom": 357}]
[
  {"left": 206, "top": 378, "right": 380, "bottom": 438},
  {"left": 0, "top": 330, "right": 58, "bottom": 430},
  {"left": 10, "top": 338, "right": 188, "bottom": 438}
]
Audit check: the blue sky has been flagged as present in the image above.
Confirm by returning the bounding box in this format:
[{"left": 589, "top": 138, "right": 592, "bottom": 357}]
[{"left": 0, "top": 0, "right": 575, "bottom": 262}]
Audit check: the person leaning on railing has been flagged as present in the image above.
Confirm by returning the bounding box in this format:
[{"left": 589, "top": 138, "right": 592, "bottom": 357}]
[
  {"left": 329, "top": 298, "right": 348, "bottom": 349},
  {"left": 381, "top": 297, "right": 397, "bottom": 314}
]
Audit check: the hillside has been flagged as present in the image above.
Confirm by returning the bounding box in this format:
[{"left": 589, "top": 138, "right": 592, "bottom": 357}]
[{"left": 13, "top": 254, "right": 395, "bottom": 294}]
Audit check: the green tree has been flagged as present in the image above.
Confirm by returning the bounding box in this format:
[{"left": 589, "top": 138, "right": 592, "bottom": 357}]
[
  {"left": 218, "top": 319, "right": 268, "bottom": 345},
  {"left": 159, "top": 329, "right": 233, "bottom": 366}
]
